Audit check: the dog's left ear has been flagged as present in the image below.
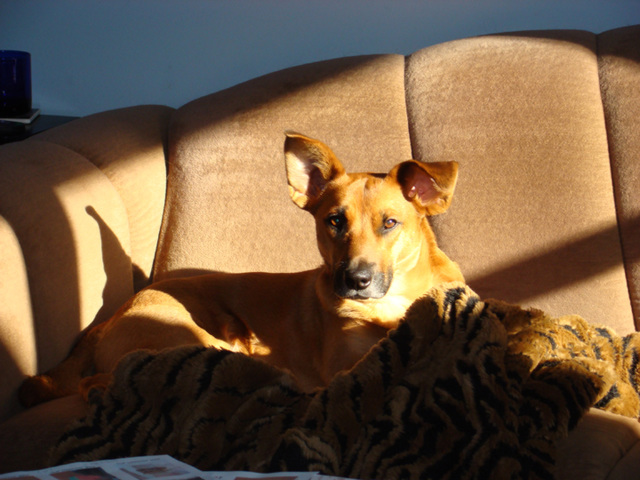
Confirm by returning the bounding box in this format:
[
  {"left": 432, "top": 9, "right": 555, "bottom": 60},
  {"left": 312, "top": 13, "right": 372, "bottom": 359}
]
[
  {"left": 284, "top": 131, "right": 346, "bottom": 211},
  {"left": 393, "top": 160, "right": 459, "bottom": 215}
]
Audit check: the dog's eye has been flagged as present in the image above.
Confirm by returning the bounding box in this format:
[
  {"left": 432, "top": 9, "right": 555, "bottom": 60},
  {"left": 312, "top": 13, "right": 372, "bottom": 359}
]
[
  {"left": 327, "top": 213, "right": 346, "bottom": 231},
  {"left": 383, "top": 218, "right": 398, "bottom": 230}
]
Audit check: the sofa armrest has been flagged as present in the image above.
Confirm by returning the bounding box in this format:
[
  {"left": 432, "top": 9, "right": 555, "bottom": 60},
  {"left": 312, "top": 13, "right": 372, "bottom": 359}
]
[
  {"left": 37, "top": 105, "right": 174, "bottom": 291},
  {"left": 0, "top": 105, "right": 173, "bottom": 422}
]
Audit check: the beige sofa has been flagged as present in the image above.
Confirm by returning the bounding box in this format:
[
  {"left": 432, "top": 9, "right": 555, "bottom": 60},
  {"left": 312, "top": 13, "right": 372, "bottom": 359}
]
[{"left": 0, "top": 25, "right": 639, "bottom": 477}]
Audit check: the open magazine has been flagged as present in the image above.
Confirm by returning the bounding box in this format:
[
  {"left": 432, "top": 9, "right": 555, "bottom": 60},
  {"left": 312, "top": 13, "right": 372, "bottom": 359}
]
[{"left": 0, "top": 455, "right": 349, "bottom": 480}]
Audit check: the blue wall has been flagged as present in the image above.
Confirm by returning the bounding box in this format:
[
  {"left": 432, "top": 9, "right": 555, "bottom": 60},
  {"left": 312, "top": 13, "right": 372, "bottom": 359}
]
[{"left": 1, "top": 0, "right": 638, "bottom": 117}]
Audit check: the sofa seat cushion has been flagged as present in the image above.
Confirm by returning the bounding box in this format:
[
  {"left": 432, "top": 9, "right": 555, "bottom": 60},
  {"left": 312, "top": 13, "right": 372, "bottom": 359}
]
[
  {"left": 0, "top": 395, "right": 88, "bottom": 473},
  {"left": 557, "top": 408, "right": 640, "bottom": 480}
]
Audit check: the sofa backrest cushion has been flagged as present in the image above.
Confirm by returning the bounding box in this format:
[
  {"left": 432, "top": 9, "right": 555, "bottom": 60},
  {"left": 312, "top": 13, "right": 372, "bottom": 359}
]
[
  {"left": 154, "top": 55, "right": 413, "bottom": 279},
  {"left": 406, "top": 29, "right": 635, "bottom": 333},
  {"left": 598, "top": 25, "right": 640, "bottom": 329},
  {"left": 156, "top": 30, "right": 638, "bottom": 334}
]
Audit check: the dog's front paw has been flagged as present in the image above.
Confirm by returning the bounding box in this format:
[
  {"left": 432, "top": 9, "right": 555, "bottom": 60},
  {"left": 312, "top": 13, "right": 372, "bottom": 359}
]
[
  {"left": 18, "top": 374, "right": 58, "bottom": 408},
  {"left": 78, "top": 373, "right": 113, "bottom": 402}
]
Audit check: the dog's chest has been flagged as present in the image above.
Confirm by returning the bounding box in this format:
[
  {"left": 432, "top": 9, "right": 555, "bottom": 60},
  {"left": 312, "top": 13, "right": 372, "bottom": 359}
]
[{"left": 321, "top": 321, "right": 388, "bottom": 381}]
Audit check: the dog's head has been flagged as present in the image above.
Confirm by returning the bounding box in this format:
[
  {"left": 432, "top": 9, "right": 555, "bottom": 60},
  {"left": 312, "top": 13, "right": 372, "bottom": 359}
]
[{"left": 284, "top": 132, "right": 462, "bottom": 325}]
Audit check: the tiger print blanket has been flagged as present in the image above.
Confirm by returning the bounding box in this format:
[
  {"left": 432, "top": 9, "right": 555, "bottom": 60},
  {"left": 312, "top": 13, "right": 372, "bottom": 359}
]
[{"left": 49, "top": 283, "right": 640, "bottom": 479}]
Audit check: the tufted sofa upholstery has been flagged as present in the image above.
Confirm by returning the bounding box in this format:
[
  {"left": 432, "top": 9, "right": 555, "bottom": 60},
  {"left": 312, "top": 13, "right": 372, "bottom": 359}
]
[{"left": 0, "top": 25, "right": 639, "bottom": 477}]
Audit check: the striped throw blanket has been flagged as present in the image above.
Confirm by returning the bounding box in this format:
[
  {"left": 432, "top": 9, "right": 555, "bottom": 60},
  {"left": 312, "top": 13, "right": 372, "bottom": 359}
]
[{"left": 49, "top": 283, "right": 640, "bottom": 479}]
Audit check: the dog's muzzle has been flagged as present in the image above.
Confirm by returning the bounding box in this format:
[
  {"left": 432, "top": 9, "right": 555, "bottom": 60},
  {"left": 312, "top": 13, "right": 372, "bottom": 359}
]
[{"left": 334, "top": 261, "right": 392, "bottom": 300}]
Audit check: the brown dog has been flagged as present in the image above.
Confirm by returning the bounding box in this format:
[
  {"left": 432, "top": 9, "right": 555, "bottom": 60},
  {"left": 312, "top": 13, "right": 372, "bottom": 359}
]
[{"left": 19, "top": 132, "right": 463, "bottom": 407}]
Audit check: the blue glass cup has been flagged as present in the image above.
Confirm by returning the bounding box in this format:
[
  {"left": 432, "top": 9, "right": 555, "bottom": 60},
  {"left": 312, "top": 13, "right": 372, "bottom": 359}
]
[{"left": 0, "top": 50, "right": 32, "bottom": 117}]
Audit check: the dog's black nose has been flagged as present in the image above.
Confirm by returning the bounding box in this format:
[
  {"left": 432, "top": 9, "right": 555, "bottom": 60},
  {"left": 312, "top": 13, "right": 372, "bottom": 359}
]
[
  {"left": 334, "top": 261, "right": 391, "bottom": 299},
  {"left": 345, "top": 268, "right": 372, "bottom": 291}
]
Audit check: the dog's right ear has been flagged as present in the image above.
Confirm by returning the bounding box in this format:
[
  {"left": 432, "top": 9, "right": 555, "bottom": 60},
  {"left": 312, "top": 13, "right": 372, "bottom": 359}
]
[{"left": 284, "top": 131, "right": 346, "bottom": 211}]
